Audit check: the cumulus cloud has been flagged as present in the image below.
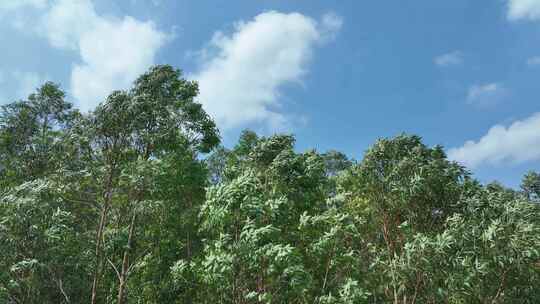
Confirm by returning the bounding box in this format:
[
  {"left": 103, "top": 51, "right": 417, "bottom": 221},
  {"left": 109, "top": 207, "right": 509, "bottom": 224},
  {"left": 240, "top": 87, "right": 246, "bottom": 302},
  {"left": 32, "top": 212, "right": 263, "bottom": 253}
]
[
  {"left": 191, "top": 11, "right": 343, "bottom": 131},
  {"left": 527, "top": 56, "right": 540, "bottom": 66},
  {"left": 466, "top": 83, "right": 507, "bottom": 107},
  {"left": 3, "top": 0, "right": 169, "bottom": 112},
  {"left": 41, "top": 0, "right": 98, "bottom": 50},
  {"left": 507, "top": 0, "right": 540, "bottom": 21},
  {"left": 448, "top": 113, "right": 540, "bottom": 168},
  {"left": 70, "top": 18, "right": 167, "bottom": 112},
  {"left": 0, "top": 0, "right": 46, "bottom": 29},
  {"left": 45, "top": 0, "right": 169, "bottom": 112},
  {"left": 434, "top": 51, "right": 463, "bottom": 67}
]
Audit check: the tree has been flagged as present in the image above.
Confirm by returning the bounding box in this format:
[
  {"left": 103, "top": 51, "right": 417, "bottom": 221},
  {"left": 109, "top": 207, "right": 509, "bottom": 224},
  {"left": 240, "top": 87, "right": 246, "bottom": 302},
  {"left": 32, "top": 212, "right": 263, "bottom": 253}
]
[
  {"left": 2, "top": 66, "right": 539, "bottom": 304},
  {"left": 81, "top": 65, "right": 219, "bottom": 304},
  {"left": 204, "top": 130, "right": 260, "bottom": 185},
  {"left": 0, "top": 83, "right": 86, "bottom": 303},
  {"left": 522, "top": 171, "right": 540, "bottom": 201},
  {"left": 178, "top": 134, "right": 331, "bottom": 303},
  {"left": 392, "top": 186, "right": 540, "bottom": 303},
  {"left": 205, "top": 146, "right": 231, "bottom": 185},
  {"left": 336, "top": 134, "right": 471, "bottom": 303},
  {"left": 0, "top": 179, "right": 92, "bottom": 303},
  {"left": 321, "top": 150, "right": 354, "bottom": 177},
  {"left": 0, "top": 82, "right": 78, "bottom": 188},
  {"left": 0, "top": 65, "right": 220, "bottom": 304}
]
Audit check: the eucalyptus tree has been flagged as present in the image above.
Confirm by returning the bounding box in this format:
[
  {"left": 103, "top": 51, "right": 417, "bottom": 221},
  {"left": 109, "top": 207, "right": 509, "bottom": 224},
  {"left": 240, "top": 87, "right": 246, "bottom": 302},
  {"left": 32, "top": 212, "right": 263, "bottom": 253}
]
[
  {"left": 389, "top": 185, "right": 540, "bottom": 303},
  {"left": 442, "top": 187, "right": 540, "bottom": 302},
  {"left": 0, "top": 82, "right": 78, "bottom": 189},
  {"left": 336, "top": 134, "right": 471, "bottom": 303},
  {"left": 0, "top": 179, "right": 92, "bottom": 303},
  {"left": 321, "top": 150, "right": 354, "bottom": 177},
  {"left": 204, "top": 130, "right": 260, "bottom": 185},
  {"left": 0, "top": 83, "right": 88, "bottom": 303},
  {"left": 205, "top": 146, "right": 231, "bottom": 185},
  {"left": 176, "top": 134, "right": 333, "bottom": 303},
  {"left": 297, "top": 194, "right": 370, "bottom": 303},
  {"left": 522, "top": 171, "right": 540, "bottom": 201},
  {"left": 2, "top": 67, "right": 540, "bottom": 304},
  {"left": 75, "top": 65, "right": 219, "bottom": 304},
  {"left": 0, "top": 65, "right": 219, "bottom": 303}
]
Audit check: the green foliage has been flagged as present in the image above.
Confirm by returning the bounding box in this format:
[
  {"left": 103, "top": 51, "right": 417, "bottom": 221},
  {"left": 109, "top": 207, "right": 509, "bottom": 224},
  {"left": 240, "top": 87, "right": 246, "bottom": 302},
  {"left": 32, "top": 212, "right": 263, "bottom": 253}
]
[
  {"left": 1, "top": 180, "right": 92, "bottom": 303},
  {"left": 0, "top": 82, "right": 78, "bottom": 188},
  {"left": 1, "top": 67, "right": 539, "bottom": 304},
  {"left": 187, "top": 135, "right": 328, "bottom": 303},
  {"left": 321, "top": 150, "right": 354, "bottom": 177},
  {"left": 522, "top": 171, "right": 540, "bottom": 201}
]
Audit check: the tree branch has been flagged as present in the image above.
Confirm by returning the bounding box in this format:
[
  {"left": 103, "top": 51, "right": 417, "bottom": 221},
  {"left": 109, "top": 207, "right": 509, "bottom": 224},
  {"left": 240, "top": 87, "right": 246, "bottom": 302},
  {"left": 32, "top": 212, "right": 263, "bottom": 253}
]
[{"left": 107, "top": 257, "right": 122, "bottom": 282}]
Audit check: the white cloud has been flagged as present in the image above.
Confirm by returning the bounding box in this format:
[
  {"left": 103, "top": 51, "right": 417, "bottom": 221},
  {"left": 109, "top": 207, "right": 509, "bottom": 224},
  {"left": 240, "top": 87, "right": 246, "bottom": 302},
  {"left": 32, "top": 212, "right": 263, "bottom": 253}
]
[
  {"left": 320, "top": 12, "right": 343, "bottom": 41},
  {"left": 71, "top": 17, "right": 167, "bottom": 112},
  {"left": 466, "top": 83, "right": 506, "bottom": 107},
  {"left": 130, "top": 0, "right": 162, "bottom": 6},
  {"left": 507, "top": 0, "right": 540, "bottom": 21},
  {"left": 527, "top": 56, "right": 540, "bottom": 66},
  {"left": 0, "top": 70, "right": 46, "bottom": 102},
  {"left": 41, "top": 0, "right": 98, "bottom": 50},
  {"left": 191, "top": 11, "right": 342, "bottom": 131},
  {"left": 448, "top": 113, "right": 540, "bottom": 168},
  {"left": 4, "top": 0, "right": 169, "bottom": 112},
  {"left": 0, "top": 0, "right": 46, "bottom": 30},
  {"left": 434, "top": 51, "right": 463, "bottom": 67},
  {"left": 0, "top": 0, "right": 46, "bottom": 11},
  {"left": 12, "top": 71, "right": 45, "bottom": 98},
  {"left": 44, "top": 0, "right": 169, "bottom": 112}
]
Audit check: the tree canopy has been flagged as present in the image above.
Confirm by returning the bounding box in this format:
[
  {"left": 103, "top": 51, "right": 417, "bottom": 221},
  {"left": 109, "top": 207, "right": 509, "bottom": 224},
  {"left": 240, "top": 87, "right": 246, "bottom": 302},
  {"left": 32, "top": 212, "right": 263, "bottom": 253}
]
[{"left": 1, "top": 65, "right": 539, "bottom": 303}]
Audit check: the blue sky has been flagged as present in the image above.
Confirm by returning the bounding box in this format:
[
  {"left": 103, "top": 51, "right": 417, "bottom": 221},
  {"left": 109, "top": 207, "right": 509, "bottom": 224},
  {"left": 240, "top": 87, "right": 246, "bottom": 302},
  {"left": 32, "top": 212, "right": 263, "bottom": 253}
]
[{"left": 1, "top": 0, "right": 540, "bottom": 187}]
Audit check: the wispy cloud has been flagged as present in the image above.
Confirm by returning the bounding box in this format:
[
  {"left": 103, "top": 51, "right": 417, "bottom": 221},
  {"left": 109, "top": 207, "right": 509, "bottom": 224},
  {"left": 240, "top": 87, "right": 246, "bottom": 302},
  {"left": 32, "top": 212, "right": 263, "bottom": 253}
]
[
  {"left": 466, "top": 83, "right": 507, "bottom": 107},
  {"left": 507, "top": 0, "right": 540, "bottom": 21},
  {"left": 434, "top": 51, "right": 463, "bottom": 67},
  {"left": 527, "top": 56, "right": 540, "bottom": 66}
]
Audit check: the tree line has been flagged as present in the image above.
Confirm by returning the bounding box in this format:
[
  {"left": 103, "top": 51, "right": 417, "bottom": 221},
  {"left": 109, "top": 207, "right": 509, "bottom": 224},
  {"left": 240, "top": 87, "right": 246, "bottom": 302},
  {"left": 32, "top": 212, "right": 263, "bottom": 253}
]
[{"left": 0, "top": 65, "right": 539, "bottom": 303}]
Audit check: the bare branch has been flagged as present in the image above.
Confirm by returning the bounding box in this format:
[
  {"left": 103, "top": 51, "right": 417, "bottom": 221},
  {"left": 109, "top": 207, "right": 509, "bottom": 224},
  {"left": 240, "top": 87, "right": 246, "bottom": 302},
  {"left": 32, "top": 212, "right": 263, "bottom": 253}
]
[{"left": 106, "top": 257, "right": 122, "bottom": 281}]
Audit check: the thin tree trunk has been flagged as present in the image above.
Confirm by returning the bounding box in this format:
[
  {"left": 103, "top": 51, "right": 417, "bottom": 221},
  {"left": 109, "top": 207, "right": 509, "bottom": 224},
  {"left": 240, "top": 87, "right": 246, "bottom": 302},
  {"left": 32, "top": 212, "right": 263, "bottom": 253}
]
[
  {"left": 492, "top": 268, "right": 509, "bottom": 303},
  {"left": 91, "top": 168, "right": 115, "bottom": 304},
  {"left": 117, "top": 212, "right": 137, "bottom": 304},
  {"left": 56, "top": 277, "right": 70, "bottom": 303}
]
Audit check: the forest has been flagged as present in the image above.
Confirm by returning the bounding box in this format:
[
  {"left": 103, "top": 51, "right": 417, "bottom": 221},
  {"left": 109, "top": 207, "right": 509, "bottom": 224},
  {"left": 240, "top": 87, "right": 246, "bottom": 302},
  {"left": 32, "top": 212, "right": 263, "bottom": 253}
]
[{"left": 0, "top": 65, "right": 539, "bottom": 303}]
